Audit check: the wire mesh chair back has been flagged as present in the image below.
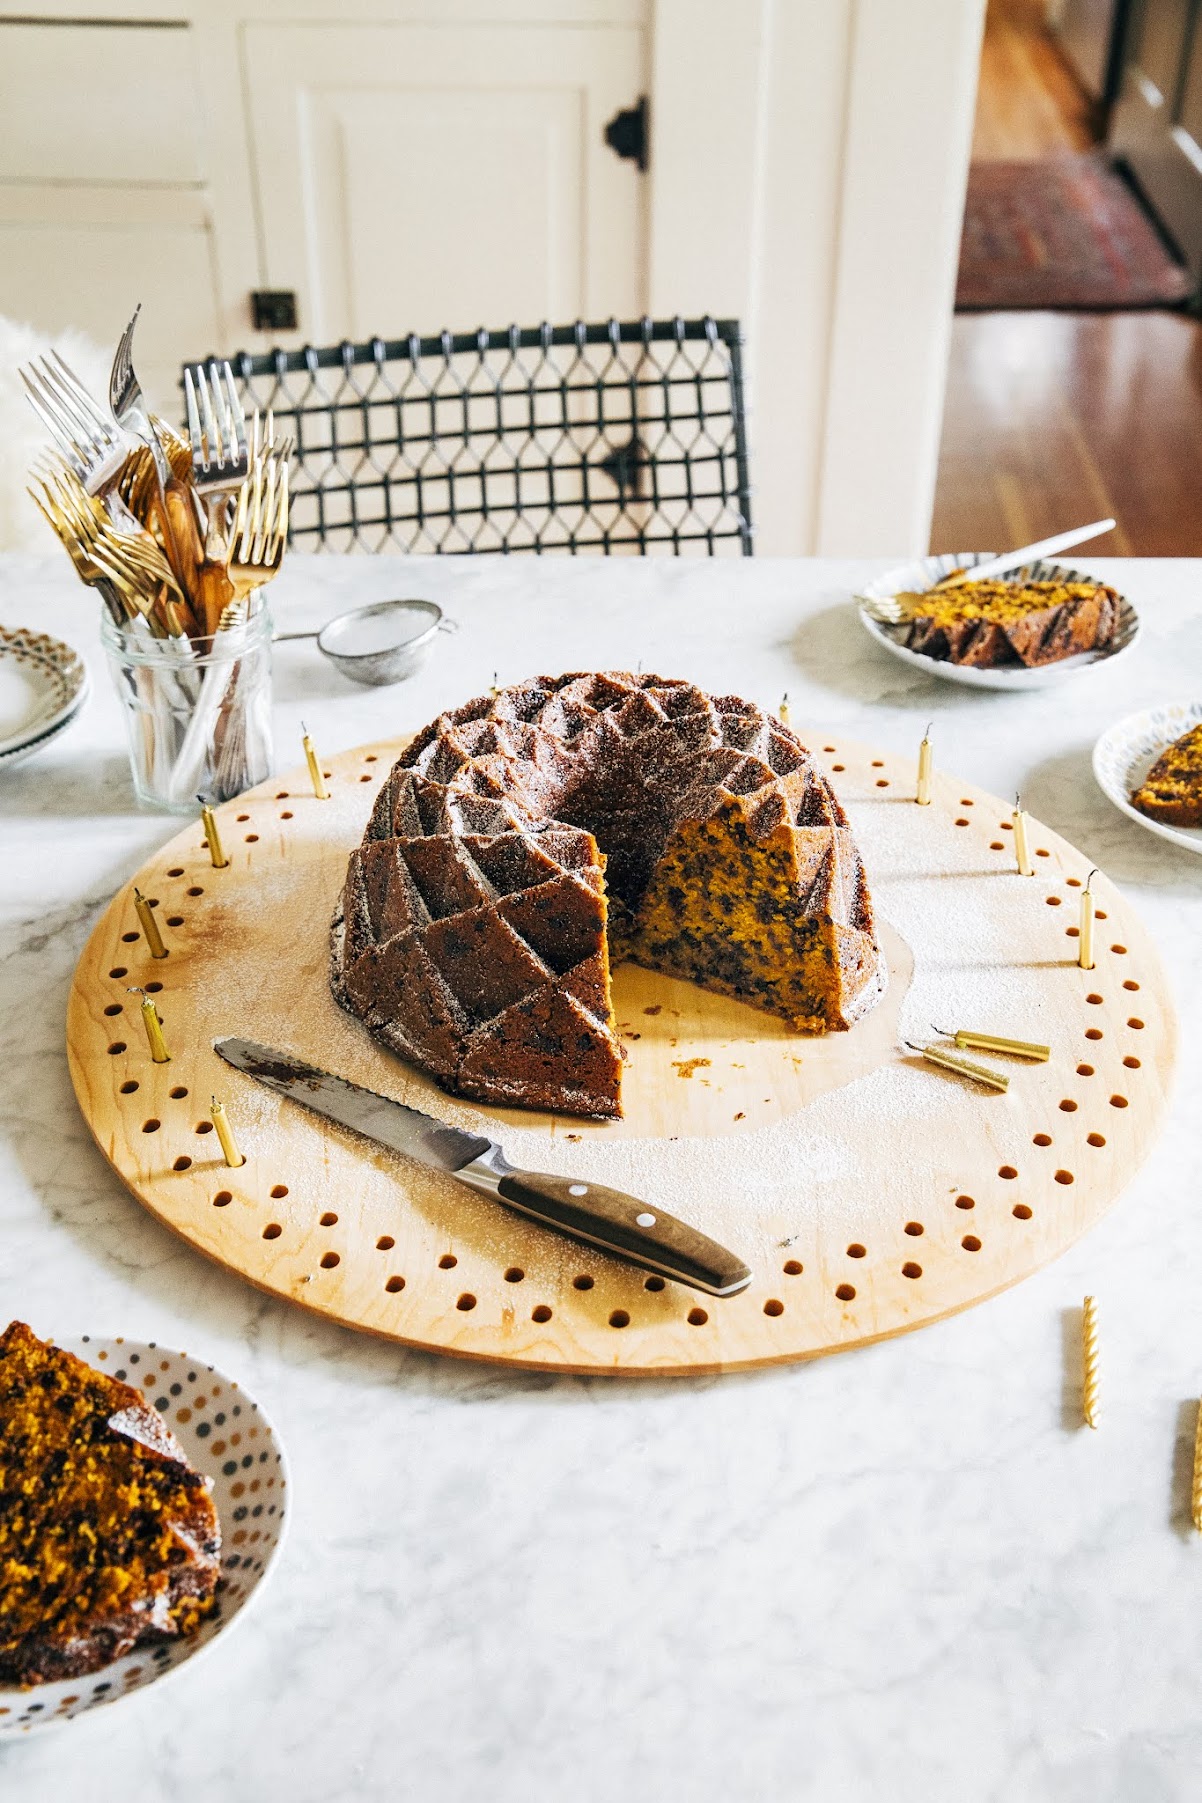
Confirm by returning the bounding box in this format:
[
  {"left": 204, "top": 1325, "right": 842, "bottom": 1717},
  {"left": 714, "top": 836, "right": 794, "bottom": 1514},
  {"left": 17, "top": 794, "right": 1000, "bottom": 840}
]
[{"left": 205, "top": 317, "right": 752, "bottom": 556}]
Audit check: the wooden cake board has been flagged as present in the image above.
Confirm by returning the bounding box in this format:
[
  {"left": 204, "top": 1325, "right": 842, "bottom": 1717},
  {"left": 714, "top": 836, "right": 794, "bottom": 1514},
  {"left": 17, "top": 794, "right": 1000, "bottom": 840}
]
[{"left": 67, "top": 734, "right": 1176, "bottom": 1375}]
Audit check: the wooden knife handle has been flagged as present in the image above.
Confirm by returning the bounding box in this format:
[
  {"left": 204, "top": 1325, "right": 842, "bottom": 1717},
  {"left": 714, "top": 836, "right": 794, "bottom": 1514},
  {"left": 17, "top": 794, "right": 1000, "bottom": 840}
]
[{"left": 495, "top": 1170, "right": 751, "bottom": 1297}]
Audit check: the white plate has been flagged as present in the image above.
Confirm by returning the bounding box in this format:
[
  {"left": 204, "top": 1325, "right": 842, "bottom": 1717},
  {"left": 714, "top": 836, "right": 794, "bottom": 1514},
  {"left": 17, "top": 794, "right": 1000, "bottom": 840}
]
[
  {"left": 0, "top": 696, "right": 85, "bottom": 768},
  {"left": 856, "top": 552, "right": 1140, "bottom": 691},
  {"left": 1093, "top": 699, "right": 1202, "bottom": 856},
  {"left": 0, "top": 1335, "right": 289, "bottom": 1737},
  {"left": 0, "top": 626, "right": 89, "bottom": 756}
]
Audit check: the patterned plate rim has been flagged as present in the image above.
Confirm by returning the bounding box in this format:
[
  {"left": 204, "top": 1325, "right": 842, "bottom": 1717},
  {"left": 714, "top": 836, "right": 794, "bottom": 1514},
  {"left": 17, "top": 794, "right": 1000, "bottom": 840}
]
[
  {"left": 855, "top": 553, "right": 1139, "bottom": 688},
  {"left": 1092, "top": 699, "right": 1202, "bottom": 857},
  {"left": 0, "top": 626, "right": 90, "bottom": 755},
  {"left": 0, "top": 1334, "right": 290, "bottom": 1737}
]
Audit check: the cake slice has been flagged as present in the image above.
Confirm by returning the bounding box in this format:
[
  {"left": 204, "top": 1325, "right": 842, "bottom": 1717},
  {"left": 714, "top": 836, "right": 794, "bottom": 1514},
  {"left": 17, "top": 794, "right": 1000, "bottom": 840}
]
[
  {"left": 899, "top": 577, "right": 1120, "bottom": 668},
  {"left": 1131, "top": 722, "right": 1202, "bottom": 827},
  {"left": 0, "top": 1322, "right": 221, "bottom": 1687}
]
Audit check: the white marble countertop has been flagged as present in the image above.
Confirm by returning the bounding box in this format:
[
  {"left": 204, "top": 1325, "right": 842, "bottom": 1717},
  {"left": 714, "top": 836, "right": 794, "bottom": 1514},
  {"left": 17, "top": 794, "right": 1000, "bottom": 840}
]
[{"left": 2, "top": 551, "right": 1202, "bottom": 1803}]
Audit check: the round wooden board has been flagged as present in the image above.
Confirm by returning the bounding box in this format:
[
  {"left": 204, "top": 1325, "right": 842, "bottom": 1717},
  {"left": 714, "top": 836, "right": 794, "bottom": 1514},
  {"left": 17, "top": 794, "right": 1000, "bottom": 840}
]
[{"left": 67, "top": 733, "right": 1177, "bottom": 1375}]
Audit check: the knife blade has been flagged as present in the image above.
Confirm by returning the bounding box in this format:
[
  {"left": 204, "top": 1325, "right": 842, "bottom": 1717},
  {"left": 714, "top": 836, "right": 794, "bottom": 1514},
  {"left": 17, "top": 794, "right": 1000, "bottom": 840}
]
[{"left": 214, "top": 1037, "right": 751, "bottom": 1298}]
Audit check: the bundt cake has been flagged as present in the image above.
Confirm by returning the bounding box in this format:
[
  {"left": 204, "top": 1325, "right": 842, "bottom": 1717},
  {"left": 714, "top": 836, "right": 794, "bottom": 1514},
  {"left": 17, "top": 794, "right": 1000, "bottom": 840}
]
[
  {"left": 331, "top": 673, "right": 885, "bottom": 1118},
  {"left": 0, "top": 1322, "right": 221, "bottom": 1686}
]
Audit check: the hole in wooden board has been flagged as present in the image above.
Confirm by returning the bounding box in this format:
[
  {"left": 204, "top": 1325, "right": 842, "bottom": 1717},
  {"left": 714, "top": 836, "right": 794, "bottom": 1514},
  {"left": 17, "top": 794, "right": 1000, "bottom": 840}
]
[
  {"left": 832, "top": 763, "right": 845, "bottom": 772},
  {"left": 121, "top": 931, "right": 139, "bottom": 943},
  {"left": 1059, "top": 1099, "right": 1078, "bottom": 1112},
  {"left": 573, "top": 1274, "right": 594, "bottom": 1290},
  {"left": 169, "top": 1085, "right": 188, "bottom": 1099},
  {"left": 990, "top": 841, "right": 1004, "bottom": 850},
  {"left": 1096, "top": 909, "right": 1108, "bottom": 920},
  {"left": 385, "top": 1275, "right": 405, "bottom": 1293},
  {"left": 1066, "top": 927, "right": 1079, "bottom": 937},
  {"left": 1000, "top": 820, "right": 1013, "bottom": 831},
  {"left": 871, "top": 760, "right": 884, "bottom": 767},
  {"left": 187, "top": 886, "right": 204, "bottom": 897},
  {"left": 531, "top": 1305, "right": 552, "bottom": 1323},
  {"left": 142, "top": 1118, "right": 160, "bottom": 1133},
  {"left": 107, "top": 1042, "right": 126, "bottom": 1055},
  {"left": 109, "top": 967, "right": 127, "bottom": 978},
  {"left": 763, "top": 1298, "right": 784, "bottom": 1316},
  {"left": 644, "top": 1276, "right": 666, "bottom": 1292},
  {"left": 438, "top": 1254, "right": 457, "bottom": 1269},
  {"left": 245, "top": 836, "right": 258, "bottom": 845},
  {"left": 275, "top": 792, "right": 288, "bottom": 800},
  {"left": 1110, "top": 1094, "right": 1129, "bottom": 1108},
  {"left": 609, "top": 1309, "right": 630, "bottom": 1328},
  {"left": 955, "top": 1195, "right": 975, "bottom": 1209},
  {"left": 165, "top": 916, "right": 184, "bottom": 928},
  {"left": 835, "top": 1283, "right": 856, "bottom": 1302},
  {"left": 954, "top": 816, "right": 968, "bottom": 825},
  {"left": 119, "top": 1080, "right": 138, "bottom": 1094},
  {"left": 167, "top": 867, "right": 184, "bottom": 877},
  {"left": 1054, "top": 1169, "right": 1074, "bottom": 1185},
  {"left": 145, "top": 981, "right": 162, "bottom": 994},
  {"left": 365, "top": 755, "right": 378, "bottom": 763},
  {"left": 1036, "top": 847, "right": 1050, "bottom": 857},
  {"left": 687, "top": 1307, "right": 709, "bottom": 1325},
  {"left": 1123, "top": 979, "right": 1139, "bottom": 991},
  {"left": 1046, "top": 896, "right": 1061, "bottom": 906},
  {"left": 504, "top": 1267, "right": 525, "bottom": 1282},
  {"left": 270, "top": 1184, "right": 288, "bottom": 1199},
  {"left": 320, "top": 1252, "right": 340, "bottom": 1269},
  {"left": 172, "top": 1156, "right": 192, "bottom": 1172},
  {"left": 237, "top": 814, "right": 249, "bottom": 822},
  {"left": 846, "top": 1243, "right": 866, "bottom": 1258},
  {"left": 961, "top": 1235, "right": 981, "bottom": 1252},
  {"left": 877, "top": 779, "right": 890, "bottom": 789},
  {"left": 360, "top": 774, "right": 372, "bottom": 783},
  {"left": 1086, "top": 993, "right": 1103, "bottom": 1005},
  {"left": 1033, "top": 1133, "right": 1052, "bottom": 1147},
  {"left": 195, "top": 1121, "right": 214, "bottom": 1135},
  {"left": 960, "top": 798, "right": 974, "bottom": 806},
  {"left": 1076, "top": 1064, "right": 1094, "bottom": 1077},
  {"left": 1066, "top": 876, "right": 1081, "bottom": 887},
  {"left": 376, "top": 1236, "right": 395, "bottom": 1251},
  {"left": 783, "top": 1259, "right": 804, "bottom": 1273},
  {"left": 280, "top": 811, "right": 292, "bottom": 820},
  {"left": 319, "top": 1211, "right": 338, "bottom": 1227},
  {"left": 262, "top": 1223, "right": 282, "bottom": 1239},
  {"left": 1012, "top": 1203, "right": 1032, "bottom": 1220},
  {"left": 1087, "top": 1132, "right": 1106, "bottom": 1147},
  {"left": 998, "top": 1165, "right": 1017, "bottom": 1179},
  {"left": 1123, "top": 1055, "right": 1141, "bottom": 1069},
  {"left": 213, "top": 1191, "right": 232, "bottom": 1207},
  {"left": 901, "top": 1263, "right": 922, "bottom": 1279},
  {"left": 904, "top": 1221, "right": 924, "bottom": 1236},
  {"left": 1085, "top": 1027, "right": 1103, "bottom": 1041},
  {"left": 455, "top": 1291, "right": 474, "bottom": 1309},
  {"left": 1128, "top": 1017, "right": 1145, "bottom": 1030},
  {"left": 823, "top": 745, "right": 837, "bottom": 753},
  {"left": 104, "top": 1003, "right": 122, "bottom": 1017}
]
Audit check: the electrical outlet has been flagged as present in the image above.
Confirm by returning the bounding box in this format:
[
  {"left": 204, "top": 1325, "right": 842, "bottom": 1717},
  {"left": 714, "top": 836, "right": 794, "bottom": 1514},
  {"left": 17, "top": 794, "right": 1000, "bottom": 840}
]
[{"left": 251, "top": 290, "right": 298, "bottom": 332}]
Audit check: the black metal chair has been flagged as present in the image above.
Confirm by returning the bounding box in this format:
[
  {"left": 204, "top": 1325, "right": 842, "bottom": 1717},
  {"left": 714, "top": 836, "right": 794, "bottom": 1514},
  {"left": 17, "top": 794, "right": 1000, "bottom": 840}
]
[{"left": 196, "top": 316, "right": 752, "bottom": 556}]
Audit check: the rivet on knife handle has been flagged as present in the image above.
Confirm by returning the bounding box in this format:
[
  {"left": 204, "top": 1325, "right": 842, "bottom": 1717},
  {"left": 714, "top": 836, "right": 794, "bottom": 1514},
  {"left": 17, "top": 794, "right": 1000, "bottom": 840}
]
[{"left": 481, "top": 1167, "right": 751, "bottom": 1298}]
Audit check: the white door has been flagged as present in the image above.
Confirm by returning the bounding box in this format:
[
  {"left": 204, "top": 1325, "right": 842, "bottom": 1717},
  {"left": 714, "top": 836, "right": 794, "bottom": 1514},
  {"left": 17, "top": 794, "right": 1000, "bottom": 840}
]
[{"left": 242, "top": 22, "right": 647, "bottom": 344}]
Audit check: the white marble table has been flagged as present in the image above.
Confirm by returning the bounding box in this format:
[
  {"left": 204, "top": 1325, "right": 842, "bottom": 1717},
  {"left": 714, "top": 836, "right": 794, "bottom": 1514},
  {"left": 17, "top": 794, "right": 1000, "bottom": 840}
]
[{"left": 2, "top": 552, "right": 1202, "bottom": 1803}]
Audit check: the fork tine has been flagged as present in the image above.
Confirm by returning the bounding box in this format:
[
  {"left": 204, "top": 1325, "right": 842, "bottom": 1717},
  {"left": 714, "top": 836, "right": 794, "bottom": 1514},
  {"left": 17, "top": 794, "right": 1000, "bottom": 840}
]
[
  {"left": 222, "top": 360, "right": 247, "bottom": 452},
  {"left": 274, "top": 460, "right": 289, "bottom": 558},
  {"left": 38, "top": 358, "right": 106, "bottom": 451},
  {"left": 48, "top": 350, "right": 117, "bottom": 442},
  {"left": 21, "top": 368, "right": 90, "bottom": 469},
  {"left": 208, "top": 361, "right": 230, "bottom": 464},
  {"left": 184, "top": 367, "right": 202, "bottom": 456},
  {"left": 198, "top": 365, "right": 221, "bottom": 466}
]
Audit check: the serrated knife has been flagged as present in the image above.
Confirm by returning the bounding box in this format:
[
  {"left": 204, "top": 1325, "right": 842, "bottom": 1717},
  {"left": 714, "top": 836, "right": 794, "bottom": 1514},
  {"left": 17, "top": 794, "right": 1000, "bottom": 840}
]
[{"left": 213, "top": 1038, "right": 751, "bottom": 1298}]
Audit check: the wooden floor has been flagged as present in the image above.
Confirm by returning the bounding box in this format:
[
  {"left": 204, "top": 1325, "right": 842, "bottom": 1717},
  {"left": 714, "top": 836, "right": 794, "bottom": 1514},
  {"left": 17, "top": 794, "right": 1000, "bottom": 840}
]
[{"left": 931, "top": 0, "right": 1202, "bottom": 556}]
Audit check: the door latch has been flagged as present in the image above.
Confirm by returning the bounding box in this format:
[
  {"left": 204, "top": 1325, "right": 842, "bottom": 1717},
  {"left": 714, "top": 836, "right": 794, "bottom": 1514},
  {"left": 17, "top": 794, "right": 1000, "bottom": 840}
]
[{"left": 604, "top": 95, "right": 648, "bottom": 172}]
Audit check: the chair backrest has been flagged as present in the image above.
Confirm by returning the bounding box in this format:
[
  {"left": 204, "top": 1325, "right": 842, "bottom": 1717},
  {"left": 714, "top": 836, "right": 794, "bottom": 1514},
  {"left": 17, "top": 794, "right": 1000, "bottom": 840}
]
[{"left": 203, "top": 316, "right": 752, "bottom": 556}]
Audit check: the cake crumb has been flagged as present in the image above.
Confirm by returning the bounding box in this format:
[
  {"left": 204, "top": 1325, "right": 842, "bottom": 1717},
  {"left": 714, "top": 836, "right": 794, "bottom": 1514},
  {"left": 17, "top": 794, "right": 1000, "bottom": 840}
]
[
  {"left": 672, "top": 1058, "right": 712, "bottom": 1080},
  {"left": 643, "top": 1005, "right": 662, "bottom": 1016}
]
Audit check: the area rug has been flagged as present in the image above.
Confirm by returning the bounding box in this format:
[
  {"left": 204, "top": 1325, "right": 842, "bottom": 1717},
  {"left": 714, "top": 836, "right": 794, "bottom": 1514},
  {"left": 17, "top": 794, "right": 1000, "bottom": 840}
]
[{"left": 956, "top": 152, "right": 1191, "bottom": 310}]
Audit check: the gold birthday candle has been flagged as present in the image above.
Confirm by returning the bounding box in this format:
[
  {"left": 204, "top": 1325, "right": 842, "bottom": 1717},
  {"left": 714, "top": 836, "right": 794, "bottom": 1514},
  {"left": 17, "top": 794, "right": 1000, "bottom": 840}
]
[
  {"left": 1012, "top": 796, "right": 1033, "bottom": 876},
  {"left": 211, "top": 1097, "right": 245, "bottom": 1169},
  {"left": 936, "top": 1027, "right": 1050, "bottom": 1062},
  {"left": 1192, "top": 1401, "right": 1202, "bottom": 1532},
  {"left": 779, "top": 692, "right": 791, "bottom": 727},
  {"left": 199, "top": 797, "right": 228, "bottom": 870},
  {"left": 133, "top": 887, "right": 167, "bottom": 959},
  {"left": 1082, "top": 1295, "right": 1100, "bottom": 1429},
  {"left": 302, "top": 722, "right": 329, "bottom": 800},
  {"left": 489, "top": 672, "right": 500, "bottom": 698},
  {"left": 128, "top": 987, "right": 169, "bottom": 1063},
  {"left": 905, "top": 1040, "right": 1009, "bottom": 1092},
  {"left": 1079, "top": 868, "right": 1097, "bottom": 971},
  {"left": 916, "top": 722, "right": 932, "bottom": 806}
]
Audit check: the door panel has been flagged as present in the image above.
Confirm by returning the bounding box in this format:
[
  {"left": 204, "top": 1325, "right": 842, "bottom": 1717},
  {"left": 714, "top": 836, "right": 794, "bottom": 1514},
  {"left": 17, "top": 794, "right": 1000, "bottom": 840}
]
[{"left": 243, "top": 23, "right": 646, "bottom": 345}]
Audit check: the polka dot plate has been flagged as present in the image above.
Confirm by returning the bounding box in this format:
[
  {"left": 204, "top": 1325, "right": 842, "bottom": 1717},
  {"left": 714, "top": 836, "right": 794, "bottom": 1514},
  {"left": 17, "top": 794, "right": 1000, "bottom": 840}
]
[
  {"left": 1093, "top": 698, "right": 1202, "bottom": 856},
  {"left": 0, "top": 1336, "right": 289, "bottom": 1737},
  {"left": 0, "top": 626, "right": 89, "bottom": 764},
  {"left": 856, "top": 553, "right": 1140, "bottom": 691}
]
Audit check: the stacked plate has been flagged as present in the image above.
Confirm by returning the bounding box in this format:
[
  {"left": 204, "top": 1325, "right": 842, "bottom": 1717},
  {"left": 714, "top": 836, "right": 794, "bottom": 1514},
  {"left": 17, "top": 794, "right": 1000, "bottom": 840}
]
[{"left": 0, "top": 626, "right": 89, "bottom": 767}]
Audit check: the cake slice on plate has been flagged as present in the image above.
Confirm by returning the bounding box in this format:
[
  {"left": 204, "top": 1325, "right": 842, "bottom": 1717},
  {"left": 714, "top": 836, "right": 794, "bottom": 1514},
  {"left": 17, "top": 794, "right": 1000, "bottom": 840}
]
[{"left": 1131, "top": 722, "right": 1202, "bottom": 827}]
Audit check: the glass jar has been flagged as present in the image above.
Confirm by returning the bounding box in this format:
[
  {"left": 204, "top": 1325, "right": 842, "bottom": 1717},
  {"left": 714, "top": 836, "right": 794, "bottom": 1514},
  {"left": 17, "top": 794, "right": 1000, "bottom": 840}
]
[{"left": 101, "top": 605, "right": 274, "bottom": 811}]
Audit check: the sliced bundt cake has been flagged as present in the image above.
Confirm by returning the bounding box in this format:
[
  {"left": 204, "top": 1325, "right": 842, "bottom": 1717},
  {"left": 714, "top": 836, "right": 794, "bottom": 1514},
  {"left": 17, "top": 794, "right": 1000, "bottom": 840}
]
[
  {"left": 331, "top": 673, "right": 885, "bottom": 1118},
  {"left": 0, "top": 1322, "right": 221, "bottom": 1687}
]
